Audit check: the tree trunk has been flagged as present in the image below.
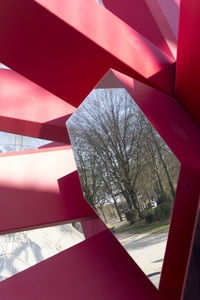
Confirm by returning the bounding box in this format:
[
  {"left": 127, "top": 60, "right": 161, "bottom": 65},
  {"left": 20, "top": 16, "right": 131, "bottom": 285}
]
[
  {"left": 122, "top": 191, "right": 133, "bottom": 209},
  {"left": 151, "top": 128, "right": 176, "bottom": 199},
  {"left": 100, "top": 206, "right": 107, "bottom": 223},
  {"left": 129, "top": 188, "right": 138, "bottom": 210},
  {"left": 112, "top": 196, "right": 123, "bottom": 221},
  {"left": 154, "top": 170, "right": 167, "bottom": 201}
]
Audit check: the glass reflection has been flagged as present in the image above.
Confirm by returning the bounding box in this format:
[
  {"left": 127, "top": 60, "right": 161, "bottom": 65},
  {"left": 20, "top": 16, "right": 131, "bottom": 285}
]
[
  {"left": 0, "top": 132, "right": 84, "bottom": 281},
  {"left": 67, "top": 87, "right": 180, "bottom": 287},
  {"left": 0, "top": 224, "right": 84, "bottom": 281}
]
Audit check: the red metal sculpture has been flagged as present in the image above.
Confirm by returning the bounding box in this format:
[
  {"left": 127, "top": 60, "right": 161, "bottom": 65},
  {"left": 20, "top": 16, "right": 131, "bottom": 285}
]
[{"left": 0, "top": 0, "right": 199, "bottom": 299}]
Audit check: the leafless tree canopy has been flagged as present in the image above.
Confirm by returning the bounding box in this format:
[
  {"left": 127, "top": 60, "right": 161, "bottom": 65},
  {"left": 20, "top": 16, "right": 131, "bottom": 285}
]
[{"left": 67, "top": 89, "right": 180, "bottom": 222}]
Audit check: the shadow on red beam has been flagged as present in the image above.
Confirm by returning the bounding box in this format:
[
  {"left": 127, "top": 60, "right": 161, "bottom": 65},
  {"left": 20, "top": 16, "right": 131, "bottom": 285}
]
[
  {"left": 102, "top": 0, "right": 177, "bottom": 58},
  {"left": 0, "top": 69, "right": 75, "bottom": 143},
  {"left": 0, "top": 184, "right": 95, "bottom": 235},
  {"left": 159, "top": 165, "right": 200, "bottom": 298},
  {"left": 154, "top": 0, "right": 180, "bottom": 39},
  {"left": 0, "top": 230, "right": 158, "bottom": 300},
  {"left": 0, "top": 0, "right": 110, "bottom": 108},
  {"left": 0, "top": 147, "right": 95, "bottom": 233},
  {"left": 0, "top": 0, "right": 175, "bottom": 106},
  {"left": 175, "top": 0, "right": 200, "bottom": 128},
  {"left": 35, "top": 0, "right": 175, "bottom": 96}
]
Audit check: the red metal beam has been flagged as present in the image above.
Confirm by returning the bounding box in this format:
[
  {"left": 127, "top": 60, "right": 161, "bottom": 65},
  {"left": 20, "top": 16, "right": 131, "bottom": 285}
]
[
  {"left": 0, "top": 69, "right": 75, "bottom": 143},
  {"left": 175, "top": 0, "right": 200, "bottom": 127},
  {"left": 155, "top": 0, "right": 180, "bottom": 39},
  {"left": 0, "top": 146, "right": 95, "bottom": 233},
  {"left": 35, "top": 0, "right": 175, "bottom": 92},
  {"left": 0, "top": 230, "right": 158, "bottom": 300},
  {"left": 102, "top": 0, "right": 177, "bottom": 58},
  {"left": 0, "top": 0, "right": 175, "bottom": 108},
  {"left": 0, "top": 1, "right": 197, "bottom": 299},
  {"left": 159, "top": 165, "right": 200, "bottom": 298}
]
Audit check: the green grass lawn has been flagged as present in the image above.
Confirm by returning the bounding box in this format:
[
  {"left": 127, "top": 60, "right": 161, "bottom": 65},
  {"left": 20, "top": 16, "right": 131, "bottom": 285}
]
[{"left": 116, "top": 219, "right": 170, "bottom": 235}]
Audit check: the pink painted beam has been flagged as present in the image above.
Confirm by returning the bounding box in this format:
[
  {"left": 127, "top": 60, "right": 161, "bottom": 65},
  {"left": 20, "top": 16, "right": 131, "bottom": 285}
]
[
  {"left": 0, "top": 230, "right": 158, "bottom": 300},
  {"left": 175, "top": 0, "right": 200, "bottom": 128},
  {"left": 145, "top": 0, "right": 178, "bottom": 58},
  {"left": 0, "top": 69, "right": 75, "bottom": 143},
  {"left": 0, "top": 146, "right": 95, "bottom": 234},
  {"left": 114, "top": 71, "right": 200, "bottom": 166},
  {"left": 0, "top": 0, "right": 175, "bottom": 108},
  {"left": 0, "top": 0, "right": 110, "bottom": 108},
  {"left": 81, "top": 218, "right": 107, "bottom": 239},
  {"left": 58, "top": 170, "right": 96, "bottom": 221},
  {"left": 102, "top": 0, "right": 177, "bottom": 58},
  {"left": 36, "top": 0, "right": 175, "bottom": 95},
  {"left": 159, "top": 165, "right": 200, "bottom": 298},
  {"left": 156, "top": 0, "right": 180, "bottom": 39}
]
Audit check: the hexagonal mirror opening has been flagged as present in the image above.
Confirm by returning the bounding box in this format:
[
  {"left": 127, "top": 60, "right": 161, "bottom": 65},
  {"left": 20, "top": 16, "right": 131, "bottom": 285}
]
[{"left": 67, "top": 75, "right": 181, "bottom": 288}]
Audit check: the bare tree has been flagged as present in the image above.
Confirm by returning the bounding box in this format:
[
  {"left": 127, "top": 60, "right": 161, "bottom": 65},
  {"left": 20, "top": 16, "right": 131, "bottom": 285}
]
[
  {"left": 67, "top": 88, "right": 180, "bottom": 222},
  {"left": 68, "top": 90, "right": 145, "bottom": 215},
  {"left": 69, "top": 136, "right": 102, "bottom": 211},
  {"left": 135, "top": 110, "right": 180, "bottom": 207}
]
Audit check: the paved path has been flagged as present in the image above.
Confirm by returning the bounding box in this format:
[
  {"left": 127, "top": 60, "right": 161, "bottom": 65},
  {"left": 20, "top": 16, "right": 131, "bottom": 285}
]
[{"left": 116, "top": 231, "right": 168, "bottom": 287}]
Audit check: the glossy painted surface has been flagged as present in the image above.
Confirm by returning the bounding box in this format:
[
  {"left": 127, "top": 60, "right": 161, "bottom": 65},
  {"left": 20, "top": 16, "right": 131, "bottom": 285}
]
[
  {"left": 0, "top": 0, "right": 175, "bottom": 106},
  {"left": 0, "top": 0, "right": 199, "bottom": 299},
  {"left": 0, "top": 69, "right": 75, "bottom": 143},
  {"left": 0, "top": 223, "right": 84, "bottom": 281},
  {"left": 0, "top": 146, "right": 95, "bottom": 233},
  {"left": 0, "top": 230, "right": 159, "bottom": 300},
  {"left": 176, "top": 0, "right": 200, "bottom": 128},
  {"left": 102, "top": 0, "right": 177, "bottom": 58}
]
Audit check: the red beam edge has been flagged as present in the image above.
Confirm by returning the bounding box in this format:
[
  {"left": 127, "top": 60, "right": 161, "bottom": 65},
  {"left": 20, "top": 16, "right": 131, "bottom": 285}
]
[
  {"left": 0, "top": 230, "right": 158, "bottom": 300},
  {"left": 0, "top": 149, "right": 96, "bottom": 233},
  {"left": 0, "top": 145, "right": 72, "bottom": 158},
  {"left": 175, "top": 0, "right": 200, "bottom": 128},
  {"left": 0, "top": 0, "right": 175, "bottom": 104},
  {"left": 0, "top": 69, "right": 75, "bottom": 142},
  {"left": 159, "top": 165, "right": 200, "bottom": 298}
]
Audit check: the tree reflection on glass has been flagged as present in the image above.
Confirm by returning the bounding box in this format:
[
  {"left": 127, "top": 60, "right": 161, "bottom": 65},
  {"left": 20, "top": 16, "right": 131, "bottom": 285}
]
[{"left": 68, "top": 88, "right": 180, "bottom": 287}]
